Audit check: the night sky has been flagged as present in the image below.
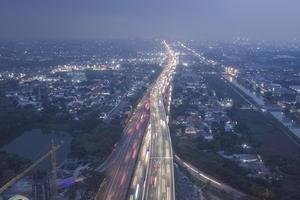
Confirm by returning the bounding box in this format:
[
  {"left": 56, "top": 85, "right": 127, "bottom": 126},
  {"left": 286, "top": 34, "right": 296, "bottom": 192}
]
[{"left": 0, "top": 0, "right": 299, "bottom": 41}]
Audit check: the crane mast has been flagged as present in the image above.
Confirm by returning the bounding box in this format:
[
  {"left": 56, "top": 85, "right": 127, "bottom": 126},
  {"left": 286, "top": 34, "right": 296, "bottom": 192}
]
[
  {"left": 50, "top": 140, "right": 57, "bottom": 200},
  {"left": 0, "top": 140, "right": 63, "bottom": 199}
]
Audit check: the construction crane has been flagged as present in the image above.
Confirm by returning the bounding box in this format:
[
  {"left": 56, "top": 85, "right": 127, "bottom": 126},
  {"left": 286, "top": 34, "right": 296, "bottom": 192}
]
[{"left": 0, "top": 140, "right": 63, "bottom": 200}]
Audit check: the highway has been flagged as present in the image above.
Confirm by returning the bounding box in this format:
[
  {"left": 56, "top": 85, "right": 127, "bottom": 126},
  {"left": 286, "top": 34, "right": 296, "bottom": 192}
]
[
  {"left": 95, "top": 96, "right": 148, "bottom": 173},
  {"left": 96, "top": 94, "right": 150, "bottom": 200},
  {"left": 174, "top": 154, "right": 247, "bottom": 199},
  {"left": 97, "top": 41, "right": 176, "bottom": 200},
  {"left": 127, "top": 123, "right": 151, "bottom": 200},
  {"left": 143, "top": 90, "right": 175, "bottom": 200},
  {"left": 128, "top": 41, "right": 176, "bottom": 200}
]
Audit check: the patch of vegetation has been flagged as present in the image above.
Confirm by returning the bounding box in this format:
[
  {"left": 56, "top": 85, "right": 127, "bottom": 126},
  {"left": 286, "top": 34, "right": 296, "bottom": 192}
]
[
  {"left": 172, "top": 136, "right": 272, "bottom": 199},
  {"left": 0, "top": 94, "right": 40, "bottom": 147},
  {"left": 204, "top": 75, "right": 248, "bottom": 108},
  {"left": 228, "top": 109, "right": 300, "bottom": 200},
  {"left": 69, "top": 121, "right": 122, "bottom": 161}
]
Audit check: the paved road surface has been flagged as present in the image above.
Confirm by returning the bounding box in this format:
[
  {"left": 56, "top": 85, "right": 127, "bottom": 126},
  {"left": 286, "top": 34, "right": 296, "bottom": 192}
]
[{"left": 96, "top": 95, "right": 150, "bottom": 200}]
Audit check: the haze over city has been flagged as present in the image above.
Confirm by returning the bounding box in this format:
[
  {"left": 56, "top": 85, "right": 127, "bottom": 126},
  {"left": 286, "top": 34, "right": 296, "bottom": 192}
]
[
  {"left": 0, "top": 0, "right": 300, "bottom": 41},
  {"left": 1, "top": 1, "right": 300, "bottom": 200}
]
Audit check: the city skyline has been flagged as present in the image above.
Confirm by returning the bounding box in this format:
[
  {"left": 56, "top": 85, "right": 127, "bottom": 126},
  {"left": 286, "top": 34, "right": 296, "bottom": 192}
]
[{"left": 1, "top": 1, "right": 300, "bottom": 199}]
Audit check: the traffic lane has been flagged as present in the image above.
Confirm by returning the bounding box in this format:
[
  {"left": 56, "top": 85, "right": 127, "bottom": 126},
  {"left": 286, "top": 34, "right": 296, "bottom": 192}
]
[
  {"left": 148, "top": 95, "right": 175, "bottom": 199},
  {"left": 96, "top": 99, "right": 149, "bottom": 172},
  {"left": 98, "top": 102, "right": 149, "bottom": 199},
  {"left": 109, "top": 133, "right": 148, "bottom": 199},
  {"left": 151, "top": 114, "right": 169, "bottom": 157},
  {"left": 112, "top": 136, "right": 143, "bottom": 199},
  {"left": 105, "top": 111, "right": 150, "bottom": 200},
  {"left": 146, "top": 114, "right": 174, "bottom": 198},
  {"left": 102, "top": 130, "right": 138, "bottom": 200},
  {"left": 124, "top": 114, "right": 150, "bottom": 184},
  {"left": 128, "top": 125, "right": 151, "bottom": 199},
  {"left": 137, "top": 41, "right": 176, "bottom": 199},
  {"left": 105, "top": 134, "right": 142, "bottom": 199},
  {"left": 147, "top": 135, "right": 173, "bottom": 199},
  {"left": 145, "top": 158, "right": 173, "bottom": 200}
]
